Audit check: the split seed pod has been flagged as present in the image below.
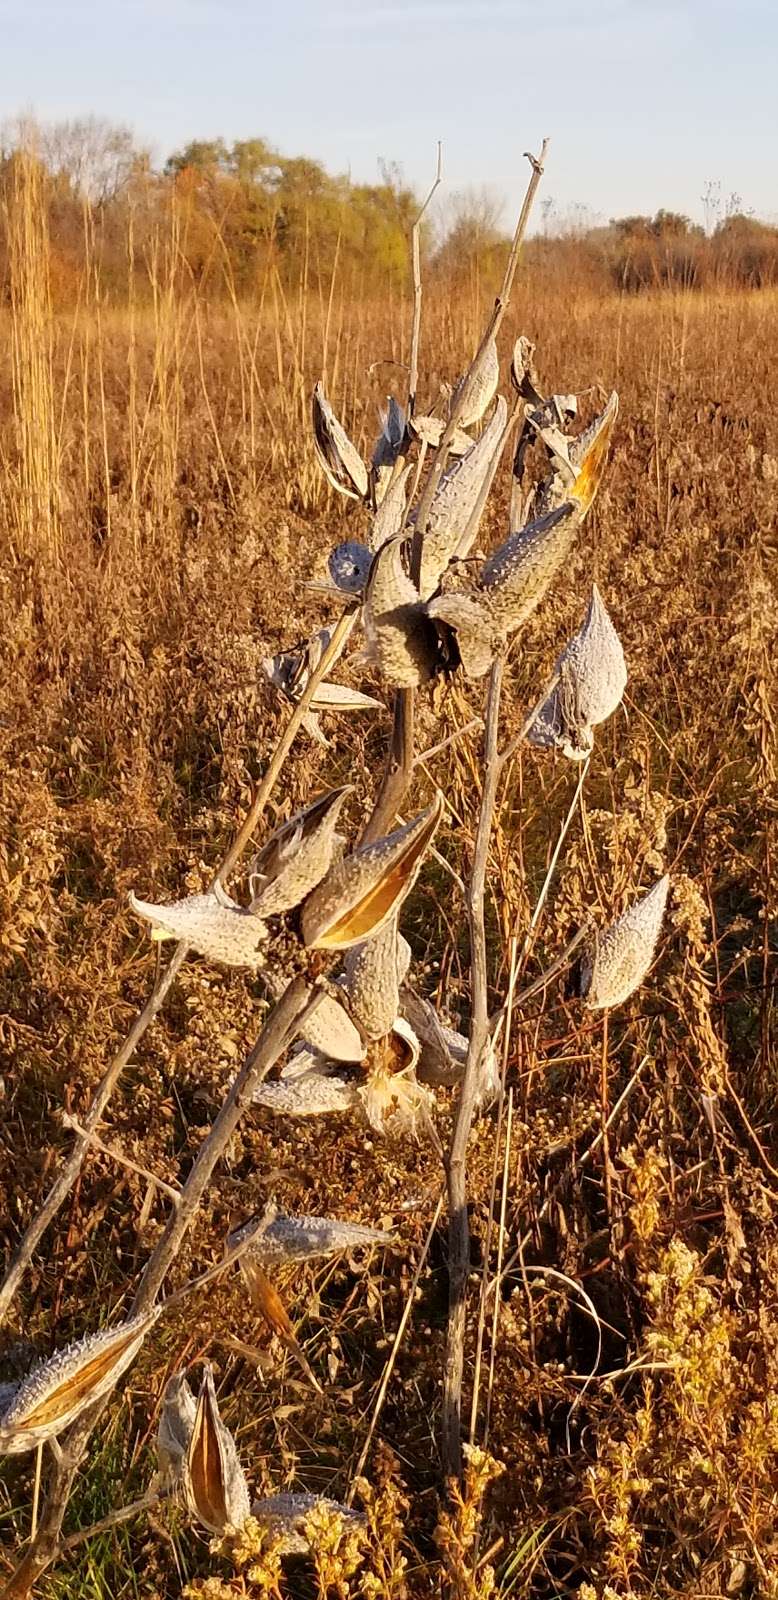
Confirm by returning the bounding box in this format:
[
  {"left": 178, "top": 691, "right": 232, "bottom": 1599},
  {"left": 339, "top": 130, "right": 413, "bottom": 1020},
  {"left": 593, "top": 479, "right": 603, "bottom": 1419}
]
[
  {"left": 157, "top": 1371, "right": 197, "bottom": 1488},
  {"left": 418, "top": 396, "right": 508, "bottom": 599},
  {"left": 410, "top": 413, "right": 473, "bottom": 456},
  {"left": 533, "top": 391, "right": 619, "bottom": 520},
  {"left": 363, "top": 536, "right": 439, "bottom": 688},
  {"left": 183, "top": 1365, "right": 251, "bottom": 1537},
  {"left": 311, "top": 381, "right": 369, "bottom": 501},
  {"left": 129, "top": 886, "right": 267, "bottom": 969},
  {"left": 302, "top": 991, "right": 366, "bottom": 1062},
  {"left": 371, "top": 396, "right": 406, "bottom": 503},
  {"left": 301, "top": 796, "right": 443, "bottom": 951},
  {"left": 252, "top": 1068, "right": 359, "bottom": 1117},
  {"left": 529, "top": 585, "right": 627, "bottom": 759},
  {"left": 579, "top": 875, "right": 670, "bottom": 1010},
  {"left": 250, "top": 786, "right": 352, "bottom": 918},
  {"left": 450, "top": 334, "right": 500, "bottom": 430},
  {"left": 0, "top": 1308, "right": 160, "bottom": 1456}
]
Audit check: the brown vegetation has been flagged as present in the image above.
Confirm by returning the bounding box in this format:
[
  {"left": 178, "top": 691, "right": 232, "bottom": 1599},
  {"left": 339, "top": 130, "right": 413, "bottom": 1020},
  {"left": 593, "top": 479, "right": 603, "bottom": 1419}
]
[{"left": 0, "top": 129, "right": 776, "bottom": 1599}]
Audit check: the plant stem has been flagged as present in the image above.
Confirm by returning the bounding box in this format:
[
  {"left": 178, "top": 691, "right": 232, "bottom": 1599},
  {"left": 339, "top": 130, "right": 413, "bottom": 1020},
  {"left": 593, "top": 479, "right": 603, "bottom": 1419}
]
[{"left": 441, "top": 656, "right": 504, "bottom": 1481}]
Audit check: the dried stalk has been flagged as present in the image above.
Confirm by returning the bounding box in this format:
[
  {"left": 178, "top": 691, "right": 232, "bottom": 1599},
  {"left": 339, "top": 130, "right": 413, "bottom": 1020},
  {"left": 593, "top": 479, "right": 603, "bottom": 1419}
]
[
  {"left": 411, "top": 140, "right": 549, "bottom": 582},
  {"left": 442, "top": 656, "right": 505, "bottom": 1480},
  {"left": 0, "top": 607, "right": 356, "bottom": 1329},
  {"left": 4, "top": 977, "right": 316, "bottom": 1596}
]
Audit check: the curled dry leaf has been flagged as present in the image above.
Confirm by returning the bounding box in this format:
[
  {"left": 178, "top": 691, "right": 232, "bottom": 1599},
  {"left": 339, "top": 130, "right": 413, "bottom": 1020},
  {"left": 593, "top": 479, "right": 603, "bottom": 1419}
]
[
  {"left": 529, "top": 584, "right": 627, "bottom": 759},
  {"left": 250, "top": 786, "right": 352, "bottom": 918},
  {"left": 371, "top": 395, "right": 406, "bottom": 504},
  {"left": 311, "top": 381, "right": 369, "bottom": 501},
  {"left": 0, "top": 1308, "right": 160, "bottom": 1456},
  {"left": 183, "top": 1364, "right": 251, "bottom": 1536},
  {"left": 129, "top": 886, "right": 267, "bottom": 969},
  {"left": 301, "top": 795, "right": 443, "bottom": 950},
  {"left": 579, "top": 875, "right": 670, "bottom": 1010}
]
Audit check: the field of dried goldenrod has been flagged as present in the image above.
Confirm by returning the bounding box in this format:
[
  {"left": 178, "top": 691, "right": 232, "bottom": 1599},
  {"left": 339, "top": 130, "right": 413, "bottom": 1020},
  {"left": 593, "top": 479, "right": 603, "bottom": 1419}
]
[{"left": 0, "top": 161, "right": 777, "bottom": 1600}]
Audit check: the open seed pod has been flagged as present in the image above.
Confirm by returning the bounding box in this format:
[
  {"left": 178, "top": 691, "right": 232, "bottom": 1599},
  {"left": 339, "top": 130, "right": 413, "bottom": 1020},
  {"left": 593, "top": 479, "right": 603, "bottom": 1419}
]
[
  {"left": 129, "top": 886, "right": 267, "bottom": 969},
  {"left": 529, "top": 585, "right": 627, "bottom": 759},
  {"left": 363, "top": 535, "right": 439, "bottom": 688},
  {"left": 418, "top": 395, "right": 508, "bottom": 600},
  {"left": 252, "top": 1493, "right": 365, "bottom": 1557},
  {"left": 480, "top": 500, "right": 580, "bottom": 637},
  {"left": 410, "top": 412, "right": 473, "bottom": 455},
  {"left": 311, "top": 381, "right": 369, "bottom": 501},
  {"left": 342, "top": 916, "right": 405, "bottom": 1039},
  {"left": 228, "top": 1210, "right": 395, "bottom": 1267},
  {"left": 426, "top": 590, "right": 498, "bottom": 681},
  {"left": 301, "top": 990, "right": 366, "bottom": 1062},
  {"left": 401, "top": 988, "right": 500, "bottom": 1098},
  {"left": 252, "top": 1068, "right": 360, "bottom": 1117},
  {"left": 359, "top": 1020, "right": 434, "bottom": 1137},
  {"left": 533, "top": 390, "right": 618, "bottom": 520},
  {"left": 250, "top": 786, "right": 352, "bottom": 918},
  {"left": 0, "top": 1308, "right": 160, "bottom": 1456},
  {"left": 371, "top": 396, "right": 406, "bottom": 503},
  {"left": 156, "top": 1371, "right": 197, "bottom": 1489},
  {"left": 301, "top": 796, "right": 443, "bottom": 951},
  {"left": 183, "top": 1365, "right": 251, "bottom": 1537},
  {"left": 450, "top": 334, "right": 500, "bottom": 429},
  {"left": 579, "top": 875, "right": 670, "bottom": 1010}
]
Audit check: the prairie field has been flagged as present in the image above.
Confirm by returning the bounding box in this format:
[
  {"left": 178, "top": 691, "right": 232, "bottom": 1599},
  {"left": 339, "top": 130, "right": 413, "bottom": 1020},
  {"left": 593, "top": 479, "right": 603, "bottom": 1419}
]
[{"left": 0, "top": 156, "right": 777, "bottom": 1600}]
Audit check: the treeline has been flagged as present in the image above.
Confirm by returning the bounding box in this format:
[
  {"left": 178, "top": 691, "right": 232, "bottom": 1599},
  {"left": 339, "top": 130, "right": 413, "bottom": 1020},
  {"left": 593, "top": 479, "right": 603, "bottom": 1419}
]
[{"left": 1, "top": 117, "right": 777, "bottom": 305}]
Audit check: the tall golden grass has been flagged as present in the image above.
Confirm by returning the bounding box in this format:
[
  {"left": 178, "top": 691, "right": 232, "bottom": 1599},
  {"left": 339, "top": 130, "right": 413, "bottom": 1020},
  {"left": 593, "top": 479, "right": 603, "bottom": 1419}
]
[{"left": 0, "top": 137, "right": 776, "bottom": 1599}]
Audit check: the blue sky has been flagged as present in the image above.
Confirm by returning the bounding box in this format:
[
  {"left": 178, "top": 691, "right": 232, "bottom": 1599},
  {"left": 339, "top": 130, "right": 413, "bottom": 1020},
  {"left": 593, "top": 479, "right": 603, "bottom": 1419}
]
[{"left": 1, "top": 0, "right": 776, "bottom": 226}]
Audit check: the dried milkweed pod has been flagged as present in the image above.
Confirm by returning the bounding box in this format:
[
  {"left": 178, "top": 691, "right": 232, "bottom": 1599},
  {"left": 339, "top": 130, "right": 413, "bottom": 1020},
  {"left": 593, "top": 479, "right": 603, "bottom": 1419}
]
[
  {"left": 228, "top": 1211, "right": 395, "bottom": 1267},
  {"left": 301, "top": 990, "right": 366, "bottom": 1062},
  {"left": 250, "top": 786, "right": 352, "bottom": 918},
  {"left": 156, "top": 1371, "right": 197, "bottom": 1488},
  {"left": 302, "top": 796, "right": 443, "bottom": 951},
  {"left": 480, "top": 500, "right": 580, "bottom": 636},
  {"left": 252, "top": 1492, "right": 365, "bottom": 1556},
  {"left": 418, "top": 396, "right": 508, "bottom": 600},
  {"left": 529, "top": 584, "right": 627, "bottom": 759},
  {"left": 370, "top": 462, "right": 412, "bottom": 552},
  {"left": 311, "top": 381, "right": 369, "bottom": 501},
  {"left": 129, "top": 886, "right": 267, "bottom": 970},
  {"left": 371, "top": 396, "right": 406, "bottom": 504},
  {"left": 450, "top": 334, "right": 500, "bottom": 429},
  {"left": 0, "top": 1308, "right": 160, "bottom": 1456},
  {"left": 342, "top": 915, "right": 408, "bottom": 1039},
  {"left": 359, "top": 1019, "right": 435, "bottom": 1137},
  {"left": 409, "top": 413, "right": 473, "bottom": 456},
  {"left": 533, "top": 390, "right": 618, "bottom": 520},
  {"left": 402, "top": 988, "right": 500, "bottom": 1099},
  {"left": 252, "top": 1068, "right": 359, "bottom": 1118},
  {"left": 426, "top": 590, "right": 497, "bottom": 681},
  {"left": 183, "top": 1365, "right": 251, "bottom": 1537},
  {"left": 363, "top": 536, "right": 439, "bottom": 688},
  {"left": 579, "top": 875, "right": 670, "bottom": 1010}
]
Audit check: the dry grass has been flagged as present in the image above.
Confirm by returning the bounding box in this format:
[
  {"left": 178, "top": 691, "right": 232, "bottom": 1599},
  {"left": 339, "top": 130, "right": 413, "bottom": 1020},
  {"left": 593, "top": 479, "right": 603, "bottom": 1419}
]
[{"left": 0, "top": 162, "right": 776, "bottom": 1600}]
